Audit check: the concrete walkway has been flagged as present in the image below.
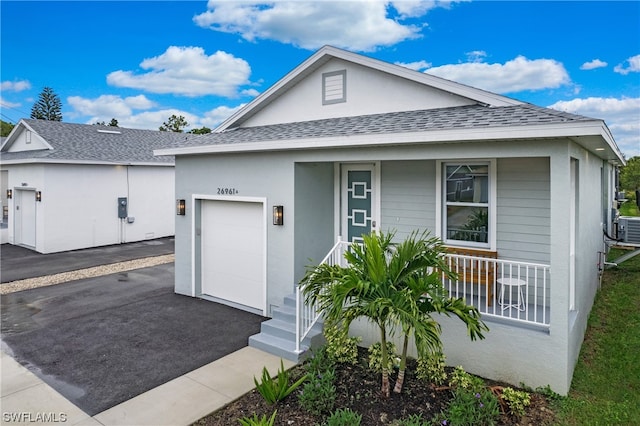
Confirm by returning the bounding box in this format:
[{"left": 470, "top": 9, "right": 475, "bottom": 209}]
[{"left": 2, "top": 346, "right": 295, "bottom": 426}]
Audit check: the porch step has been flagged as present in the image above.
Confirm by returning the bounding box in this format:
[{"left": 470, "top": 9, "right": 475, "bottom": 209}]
[{"left": 248, "top": 293, "right": 325, "bottom": 363}]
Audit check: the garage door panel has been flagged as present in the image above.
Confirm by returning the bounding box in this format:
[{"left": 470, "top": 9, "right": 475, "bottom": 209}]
[{"left": 200, "top": 200, "right": 265, "bottom": 312}]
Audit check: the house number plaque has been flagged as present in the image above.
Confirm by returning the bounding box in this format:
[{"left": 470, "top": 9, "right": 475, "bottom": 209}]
[{"left": 217, "top": 188, "right": 239, "bottom": 195}]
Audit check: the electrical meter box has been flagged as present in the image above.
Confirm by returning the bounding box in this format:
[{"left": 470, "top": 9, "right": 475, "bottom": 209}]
[{"left": 118, "top": 197, "right": 128, "bottom": 219}]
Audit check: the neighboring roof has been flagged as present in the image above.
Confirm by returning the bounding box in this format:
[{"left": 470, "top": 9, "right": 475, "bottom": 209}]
[
  {"left": 216, "top": 45, "right": 523, "bottom": 131},
  {"left": 156, "top": 103, "right": 623, "bottom": 163},
  {"left": 1, "top": 119, "right": 206, "bottom": 166}
]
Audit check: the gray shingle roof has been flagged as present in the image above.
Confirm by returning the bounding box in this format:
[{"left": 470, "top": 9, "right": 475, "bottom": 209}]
[
  {"left": 163, "top": 103, "right": 598, "bottom": 150},
  {"left": 1, "top": 119, "right": 206, "bottom": 164}
]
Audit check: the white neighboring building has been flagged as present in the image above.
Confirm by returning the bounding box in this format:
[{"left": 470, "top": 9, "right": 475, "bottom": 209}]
[{"left": 1, "top": 119, "right": 195, "bottom": 253}]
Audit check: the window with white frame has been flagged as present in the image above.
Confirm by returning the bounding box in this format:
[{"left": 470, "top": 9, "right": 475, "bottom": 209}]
[{"left": 443, "top": 163, "right": 490, "bottom": 246}]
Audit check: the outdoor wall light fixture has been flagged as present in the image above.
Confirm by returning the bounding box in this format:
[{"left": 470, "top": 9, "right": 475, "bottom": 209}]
[
  {"left": 273, "top": 205, "right": 284, "bottom": 226},
  {"left": 6, "top": 189, "right": 12, "bottom": 199},
  {"left": 177, "top": 199, "right": 186, "bottom": 216},
  {"left": 35, "top": 191, "right": 42, "bottom": 202}
]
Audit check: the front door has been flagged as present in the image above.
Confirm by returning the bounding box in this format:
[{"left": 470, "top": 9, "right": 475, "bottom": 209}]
[
  {"left": 15, "top": 189, "right": 36, "bottom": 247},
  {"left": 341, "top": 164, "right": 377, "bottom": 243}
]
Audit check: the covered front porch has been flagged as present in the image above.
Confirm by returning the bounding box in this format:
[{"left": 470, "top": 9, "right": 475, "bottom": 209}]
[{"left": 294, "top": 238, "right": 551, "bottom": 354}]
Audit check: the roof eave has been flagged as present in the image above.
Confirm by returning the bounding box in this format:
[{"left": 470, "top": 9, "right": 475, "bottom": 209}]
[{"left": 156, "top": 121, "right": 619, "bottom": 160}]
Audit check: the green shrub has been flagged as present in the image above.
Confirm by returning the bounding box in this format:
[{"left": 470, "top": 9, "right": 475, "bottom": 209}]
[
  {"left": 254, "top": 359, "right": 307, "bottom": 404},
  {"left": 325, "top": 408, "right": 362, "bottom": 426},
  {"left": 436, "top": 387, "right": 500, "bottom": 426},
  {"left": 501, "top": 387, "right": 531, "bottom": 417},
  {"left": 448, "top": 366, "right": 484, "bottom": 392},
  {"left": 238, "top": 410, "right": 277, "bottom": 426},
  {"left": 368, "top": 341, "right": 399, "bottom": 373},
  {"left": 416, "top": 351, "right": 447, "bottom": 385},
  {"left": 305, "top": 346, "right": 335, "bottom": 376},
  {"left": 298, "top": 367, "right": 336, "bottom": 416},
  {"left": 324, "top": 324, "right": 361, "bottom": 365}
]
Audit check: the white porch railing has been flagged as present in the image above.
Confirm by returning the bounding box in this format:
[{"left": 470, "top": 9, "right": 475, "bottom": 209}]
[
  {"left": 296, "top": 242, "right": 551, "bottom": 352},
  {"left": 295, "top": 237, "right": 350, "bottom": 353},
  {"left": 443, "top": 253, "right": 551, "bottom": 327}
]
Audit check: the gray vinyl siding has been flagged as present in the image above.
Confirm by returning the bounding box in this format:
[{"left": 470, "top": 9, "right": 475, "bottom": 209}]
[
  {"left": 380, "top": 160, "right": 436, "bottom": 240},
  {"left": 294, "top": 162, "right": 335, "bottom": 282},
  {"left": 496, "top": 158, "right": 551, "bottom": 264}
]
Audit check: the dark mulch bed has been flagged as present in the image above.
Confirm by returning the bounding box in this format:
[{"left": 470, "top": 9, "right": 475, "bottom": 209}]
[{"left": 194, "top": 348, "right": 556, "bottom": 425}]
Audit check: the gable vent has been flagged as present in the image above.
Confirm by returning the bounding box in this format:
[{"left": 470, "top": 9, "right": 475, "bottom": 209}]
[{"left": 323, "top": 70, "right": 346, "bottom": 105}]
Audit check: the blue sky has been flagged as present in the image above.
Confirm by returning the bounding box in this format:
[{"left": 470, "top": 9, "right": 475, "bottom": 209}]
[{"left": 1, "top": 1, "right": 639, "bottom": 156}]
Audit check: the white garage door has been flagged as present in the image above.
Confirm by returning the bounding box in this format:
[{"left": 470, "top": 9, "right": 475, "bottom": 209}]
[{"left": 201, "top": 200, "right": 265, "bottom": 313}]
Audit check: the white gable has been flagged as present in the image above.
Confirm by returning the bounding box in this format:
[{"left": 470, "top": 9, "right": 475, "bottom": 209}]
[
  {"left": 217, "top": 46, "right": 522, "bottom": 131},
  {"left": 2, "top": 122, "right": 52, "bottom": 152},
  {"left": 241, "top": 58, "right": 477, "bottom": 127}
]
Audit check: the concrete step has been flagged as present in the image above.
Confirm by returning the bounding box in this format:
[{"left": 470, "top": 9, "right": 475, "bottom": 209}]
[
  {"left": 271, "top": 304, "right": 296, "bottom": 323},
  {"left": 248, "top": 291, "right": 325, "bottom": 363},
  {"left": 248, "top": 333, "right": 309, "bottom": 363}
]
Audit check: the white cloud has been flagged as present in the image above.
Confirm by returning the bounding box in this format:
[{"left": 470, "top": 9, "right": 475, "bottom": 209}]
[
  {"left": 425, "top": 55, "right": 571, "bottom": 93},
  {"left": 465, "top": 50, "right": 487, "bottom": 63},
  {"left": 0, "top": 97, "right": 21, "bottom": 109},
  {"left": 580, "top": 59, "right": 607, "bottom": 70},
  {"left": 106, "top": 46, "right": 253, "bottom": 98},
  {"left": 395, "top": 60, "right": 432, "bottom": 71},
  {"left": 548, "top": 97, "right": 640, "bottom": 157},
  {"left": 390, "top": 0, "right": 455, "bottom": 18},
  {"left": 1, "top": 80, "right": 31, "bottom": 92},
  {"left": 614, "top": 54, "right": 640, "bottom": 75},
  {"left": 67, "top": 94, "right": 156, "bottom": 119},
  {"left": 111, "top": 109, "right": 201, "bottom": 131},
  {"left": 193, "top": 1, "right": 456, "bottom": 51},
  {"left": 200, "top": 104, "right": 246, "bottom": 128}
]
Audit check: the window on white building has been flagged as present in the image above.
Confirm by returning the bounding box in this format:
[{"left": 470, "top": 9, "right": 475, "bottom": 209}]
[{"left": 443, "top": 163, "right": 490, "bottom": 247}]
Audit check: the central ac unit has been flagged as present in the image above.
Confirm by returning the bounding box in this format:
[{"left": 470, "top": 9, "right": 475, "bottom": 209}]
[{"left": 618, "top": 216, "right": 640, "bottom": 245}]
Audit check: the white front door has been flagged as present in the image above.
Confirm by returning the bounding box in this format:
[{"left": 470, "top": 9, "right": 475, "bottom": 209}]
[
  {"left": 341, "top": 164, "right": 378, "bottom": 243},
  {"left": 200, "top": 199, "right": 265, "bottom": 314},
  {"left": 15, "top": 189, "right": 36, "bottom": 247}
]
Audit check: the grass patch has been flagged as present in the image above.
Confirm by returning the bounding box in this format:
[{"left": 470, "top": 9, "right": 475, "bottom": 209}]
[
  {"left": 554, "top": 248, "right": 640, "bottom": 425},
  {"left": 619, "top": 200, "right": 639, "bottom": 216}
]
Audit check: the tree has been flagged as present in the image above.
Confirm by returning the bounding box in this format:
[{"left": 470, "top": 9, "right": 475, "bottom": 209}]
[
  {"left": 159, "top": 115, "right": 188, "bottom": 132},
  {"left": 30, "top": 87, "right": 63, "bottom": 121},
  {"left": 188, "top": 126, "right": 212, "bottom": 134},
  {"left": 1, "top": 120, "right": 15, "bottom": 137},
  {"left": 620, "top": 156, "right": 640, "bottom": 192},
  {"left": 94, "top": 118, "right": 119, "bottom": 127},
  {"left": 302, "top": 230, "right": 488, "bottom": 397},
  {"left": 389, "top": 232, "right": 487, "bottom": 393}
]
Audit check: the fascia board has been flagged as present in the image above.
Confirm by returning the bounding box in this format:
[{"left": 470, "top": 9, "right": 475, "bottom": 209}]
[
  {"left": 156, "top": 121, "right": 614, "bottom": 156},
  {"left": 0, "top": 158, "right": 174, "bottom": 167}
]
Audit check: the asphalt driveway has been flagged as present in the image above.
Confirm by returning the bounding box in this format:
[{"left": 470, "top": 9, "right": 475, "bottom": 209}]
[
  {"left": 0, "top": 241, "right": 266, "bottom": 416},
  {"left": 1, "top": 237, "right": 175, "bottom": 283}
]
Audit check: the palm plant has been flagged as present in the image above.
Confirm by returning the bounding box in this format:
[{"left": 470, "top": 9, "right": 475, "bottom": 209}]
[{"left": 301, "top": 230, "right": 488, "bottom": 397}]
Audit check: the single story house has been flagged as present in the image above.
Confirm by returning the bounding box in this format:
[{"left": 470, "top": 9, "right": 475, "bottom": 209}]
[
  {"left": 1, "top": 119, "right": 196, "bottom": 253},
  {"left": 156, "top": 46, "right": 624, "bottom": 394}
]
